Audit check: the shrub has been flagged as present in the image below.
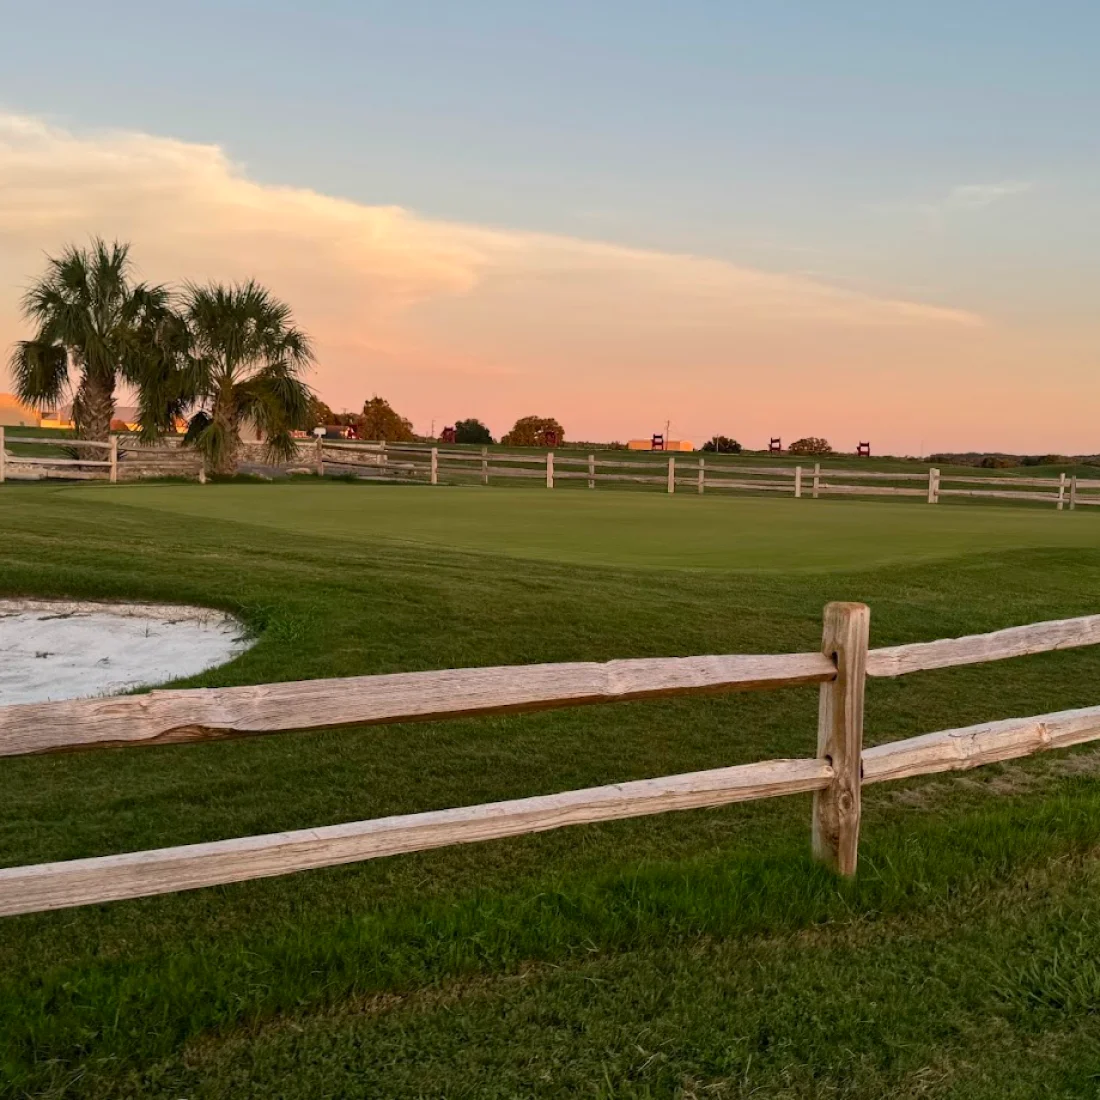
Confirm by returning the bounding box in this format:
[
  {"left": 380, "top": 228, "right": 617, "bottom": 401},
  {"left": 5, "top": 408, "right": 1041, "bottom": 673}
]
[
  {"left": 788, "top": 437, "right": 832, "bottom": 456},
  {"left": 454, "top": 419, "right": 494, "bottom": 445},
  {"left": 979, "top": 455, "right": 1017, "bottom": 469},
  {"left": 502, "top": 416, "right": 565, "bottom": 447},
  {"left": 702, "top": 435, "right": 742, "bottom": 454}
]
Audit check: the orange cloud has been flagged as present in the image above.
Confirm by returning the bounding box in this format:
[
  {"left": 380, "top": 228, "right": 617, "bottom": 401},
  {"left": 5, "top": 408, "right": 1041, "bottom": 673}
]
[{"left": 2, "top": 111, "right": 1092, "bottom": 452}]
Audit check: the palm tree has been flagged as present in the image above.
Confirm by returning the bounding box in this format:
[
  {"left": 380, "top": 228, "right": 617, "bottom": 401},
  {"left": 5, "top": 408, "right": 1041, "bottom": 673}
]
[
  {"left": 181, "top": 281, "right": 314, "bottom": 476},
  {"left": 8, "top": 239, "right": 176, "bottom": 443}
]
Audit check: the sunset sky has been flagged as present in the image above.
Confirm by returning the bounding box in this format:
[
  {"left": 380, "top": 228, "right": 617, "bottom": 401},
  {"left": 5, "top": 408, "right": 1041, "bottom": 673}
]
[{"left": 2, "top": 1, "right": 1098, "bottom": 453}]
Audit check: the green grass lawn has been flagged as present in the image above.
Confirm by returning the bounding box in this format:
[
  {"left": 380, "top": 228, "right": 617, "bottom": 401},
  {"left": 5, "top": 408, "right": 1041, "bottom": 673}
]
[
  {"left": 65, "top": 481, "right": 1100, "bottom": 570},
  {"left": 4, "top": 482, "right": 1100, "bottom": 1097}
]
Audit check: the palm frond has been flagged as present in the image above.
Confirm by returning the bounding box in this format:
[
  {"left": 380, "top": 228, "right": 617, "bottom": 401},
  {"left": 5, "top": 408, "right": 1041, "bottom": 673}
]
[{"left": 8, "top": 340, "right": 69, "bottom": 407}]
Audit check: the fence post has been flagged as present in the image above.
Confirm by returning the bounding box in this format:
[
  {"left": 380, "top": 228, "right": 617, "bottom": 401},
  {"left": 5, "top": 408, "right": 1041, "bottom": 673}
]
[
  {"left": 1057, "top": 472, "right": 1066, "bottom": 511},
  {"left": 588, "top": 454, "right": 595, "bottom": 490},
  {"left": 812, "top": 462, "right": 820, "bottom": 499},
  {"left": 0, "top": 425, "right": 5, "bottom": 484},
  {"left": 109, "top": 435, "right": 118, "bottom": 483},
  {"left": 812, "top": 601, "right": 870, "bottom": 876},
  {"left": 546, "top": 451, "right": 554, "bottom": 489},
  {"left": 1070, "top": 475, "right": 1078, "bottom": 510},
  {"left": 430, "top": 447, "right": 439, "bottom": 485},
  {"left": 382, "top": 441, "right": 388, "bottom": 475},
  {"left": 927, "top": 467, "right": 940, "bottom": 504},
  {"left": 794, "top": 465, "right": 801, "bottom": 498},
  {"left": 698, "top": 457, "right": 705, "bottom": 494},
  {"left": 667, "top": 455, "right": 676, "bottom": 494},
  {"left": 316, "top": 437, "right": 324, "bottom": 477},
  {"left": 481, "top": 446, "right": 489, "bottom": 486}
]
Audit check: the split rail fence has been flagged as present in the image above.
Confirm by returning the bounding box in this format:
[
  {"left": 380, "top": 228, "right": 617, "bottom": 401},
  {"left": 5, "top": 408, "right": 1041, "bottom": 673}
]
[
  {"left": 3, "top": 603, "right": 1100, "bottom": 917},
  {"left": 319, "top": 440, "right": 1100, "bottom": 509}
]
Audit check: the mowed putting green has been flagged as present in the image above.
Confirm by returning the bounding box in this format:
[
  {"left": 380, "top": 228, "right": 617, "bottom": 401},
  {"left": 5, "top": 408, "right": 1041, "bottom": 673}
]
[{"left": 67, "top": 481, "right": 1100, "bottom": 570}]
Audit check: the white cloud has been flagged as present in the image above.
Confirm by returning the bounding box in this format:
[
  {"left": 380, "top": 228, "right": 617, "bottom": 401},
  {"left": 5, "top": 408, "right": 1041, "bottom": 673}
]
[
  {"left": 943, "top": 180, "right": 1034, "bottom": 211},
  {"left": 0, "top": 110, "right": 1001, "bottom": 446}
]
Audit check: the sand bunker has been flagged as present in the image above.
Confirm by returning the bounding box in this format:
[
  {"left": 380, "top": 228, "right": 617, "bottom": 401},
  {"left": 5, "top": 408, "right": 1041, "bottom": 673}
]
[{"left": 0, "top": 599, "right": 249, "bottom": 706}]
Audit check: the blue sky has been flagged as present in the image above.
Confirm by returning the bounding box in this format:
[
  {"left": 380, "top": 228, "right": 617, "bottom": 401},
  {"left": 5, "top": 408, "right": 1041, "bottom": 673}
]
[{"left": 1, "top": 1, "right": 1098, "bottom": 449}]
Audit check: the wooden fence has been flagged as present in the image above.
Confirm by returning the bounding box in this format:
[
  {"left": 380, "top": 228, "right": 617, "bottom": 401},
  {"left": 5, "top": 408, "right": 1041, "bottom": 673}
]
[
  {"left": 320, "top": 441, "right": 1100, "bottom": 509},
  {"left": 6, "top": 430, "right": 1100, "bottom": 508},
  {"left": 3, "top": 603, "right": 1100, "bottom": 917},
  {"left": 0, "top": 429, "right": 204, "bottom": 483}
]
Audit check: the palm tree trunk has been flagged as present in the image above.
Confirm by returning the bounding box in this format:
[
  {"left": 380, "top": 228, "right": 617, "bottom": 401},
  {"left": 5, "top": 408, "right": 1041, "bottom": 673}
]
[
  {"left": 210, "top": 398, "right": 241, "bottom": 477},
  {"left": 73, "top": 372, "right": 115, "bottom": 449}
]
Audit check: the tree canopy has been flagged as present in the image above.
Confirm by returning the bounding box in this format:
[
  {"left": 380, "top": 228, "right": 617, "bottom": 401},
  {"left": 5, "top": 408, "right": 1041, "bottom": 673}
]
[
  {"left": 454, "top": 418, "right": 494, "bottom": 444},
  {"left": 788, "top": 437, "right": 833, "bottom": 456},
  {"left": 702, "top": 435, "right": 742, "bottom": 454},
  {"left": 502, "top": 416, "right": 564, "bottom": 447},
  {"left": 360, "top": 396, "right": 416, "bottom": 442}
]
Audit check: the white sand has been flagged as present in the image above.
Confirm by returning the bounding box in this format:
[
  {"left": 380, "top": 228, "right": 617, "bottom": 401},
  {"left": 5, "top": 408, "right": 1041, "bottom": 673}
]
[{"left": 0, "top": 599, "right": 249, "bottom": 706}]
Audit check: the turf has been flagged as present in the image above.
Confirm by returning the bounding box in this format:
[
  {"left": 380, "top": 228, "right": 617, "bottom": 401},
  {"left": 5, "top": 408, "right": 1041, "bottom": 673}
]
[
  {"left": 3, "top": 482, "right": 1100, "bottom": 1097},
  {"left": 64, "top": 481, "right": 1100, "bottom": 570}
]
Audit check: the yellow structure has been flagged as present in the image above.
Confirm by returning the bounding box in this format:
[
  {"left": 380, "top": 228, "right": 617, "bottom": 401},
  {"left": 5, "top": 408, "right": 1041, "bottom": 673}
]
[
  {"left": 0, "top": 394, "right": 41, "bottom": 428},
  {"left": 627, "top": 439, "right": 694, "bottom": 452}
]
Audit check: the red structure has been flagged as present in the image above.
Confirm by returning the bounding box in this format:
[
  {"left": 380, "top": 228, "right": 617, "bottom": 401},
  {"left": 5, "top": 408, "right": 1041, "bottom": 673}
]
[
  {"left": 543, "top": 429, "right": 560, "bottom": 447},
  {"left": 769, "top": 437, "right": 782, "bottom": 454},
  {"left": 440, "top": 426, "right": 456, "bottom": 443},
  {"left": 651, "top": 433, "right": 665, "bottom": 451},
  {"left": 857, "top": 441, "right": 871, "bottom": 457}
]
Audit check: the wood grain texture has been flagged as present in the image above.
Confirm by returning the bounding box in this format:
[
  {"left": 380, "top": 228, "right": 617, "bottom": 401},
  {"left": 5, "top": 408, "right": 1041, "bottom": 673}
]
[
  {"left": 0, "top": 652, "right": 837, "bottom": 757},
  {"left": 816, "top": 484, "right": 926, "bottom": 498},
  {"left": 1, "top": 436, "right": 112, "bottom": 449},
  {"left": 0, "top": 757, "right": 834, "bottom": 916},
  {"left": 812, "top": 602, "right": 869, "bottom": 875},
  {"left": 863, "top": 703, "right": 1100, "bottom": 785},
  {"left": 865, "top": 613, "right": 1100, "bottom": 678},
  {"left": 3, "top": 456, "right": 112, "bottom": 468}
]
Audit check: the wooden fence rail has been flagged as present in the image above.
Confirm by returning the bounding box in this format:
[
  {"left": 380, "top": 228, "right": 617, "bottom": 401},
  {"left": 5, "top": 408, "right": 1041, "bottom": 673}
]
[
  {"left": 3, "top": 606, "right": 1100, "bottom": 916},
  {"left": 4, "top": 431, "right": 1096, "bottom": 508}
]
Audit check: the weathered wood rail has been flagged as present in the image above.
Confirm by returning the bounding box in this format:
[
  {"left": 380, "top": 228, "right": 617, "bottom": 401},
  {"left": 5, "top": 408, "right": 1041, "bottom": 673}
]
[
  {"left": 337, "top": 442, "right": 1100, "bottom": 510},
  {"left": 5, "top": 429, "right": 1098, "bottom": 509},
  {"left": 3, "top": 606, "right": 1100, "bottom": 916}
]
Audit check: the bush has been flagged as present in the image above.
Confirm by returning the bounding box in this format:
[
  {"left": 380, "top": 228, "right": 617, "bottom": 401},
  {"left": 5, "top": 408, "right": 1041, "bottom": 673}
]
[
  {"left": 788, "top": 437, "right": 832, "bottom": 456},
  {"left": 702, "top": 435, "right": 742, "bottom": 454},
  {"left": 502, "top": 416, "right": 565, "bottom": 447},
  {"left": 454, "top": 419, "right": 494, "bottom": 445},
  {"left": 979, "top": 455, "right": 1017, "bottom": 469}
]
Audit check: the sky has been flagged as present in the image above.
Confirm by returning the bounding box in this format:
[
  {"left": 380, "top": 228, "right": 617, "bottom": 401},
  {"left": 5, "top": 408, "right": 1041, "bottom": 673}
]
[{"left": 1, "top": 0, "right": 1098, "bottom": 453}]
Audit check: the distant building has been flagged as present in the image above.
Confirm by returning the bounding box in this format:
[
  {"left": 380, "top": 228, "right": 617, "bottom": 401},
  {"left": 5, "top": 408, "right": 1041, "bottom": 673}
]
[
  {"left": 627, "top": 438, "right": 694, "bottom": 452},
  {"left": 0, "top": 394, "right": 41, "bottom": 428}
]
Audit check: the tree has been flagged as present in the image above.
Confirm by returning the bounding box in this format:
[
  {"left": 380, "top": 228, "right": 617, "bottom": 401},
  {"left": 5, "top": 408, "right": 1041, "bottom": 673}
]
[
  {"left": 8, "top": 238, "right": 176, "bottom": 442},
  {"left": 789, "top": 437, "right": 833, "bottom": 456},
  {"left": 305, "top": 396, "right": 334, "bottom": 429},
  {"left": 181, "top": 281, "right": 315, "bottom": 476},
  {"left": 502, "top": 416, "right": 565, "bottom": 447},
  {"left": 360, "top": 396, "right": 416, "bottom": 441},
  {"left": 454, "top": 418, "right": 493, "bottom": 444},
  {"left": 702, "top": 435, "right": 742, "bottom": 454}
]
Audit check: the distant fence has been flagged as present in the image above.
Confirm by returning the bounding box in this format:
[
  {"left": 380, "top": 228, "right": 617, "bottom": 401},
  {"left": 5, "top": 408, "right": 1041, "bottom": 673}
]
[
  {"left": 3, "top": 603, "right": 1100, "bottom": 916},
  {"left": 5, "top": 429, "right": 1100, "bottom": 508},
  {"left": 322, "top": 441, "right": 1100, "bottom": 509}
]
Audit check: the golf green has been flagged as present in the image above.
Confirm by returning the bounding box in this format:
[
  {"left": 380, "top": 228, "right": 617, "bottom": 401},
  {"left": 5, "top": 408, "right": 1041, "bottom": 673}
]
[{"left": 68, "top": 482, "right": 1100, "bottom": 571}]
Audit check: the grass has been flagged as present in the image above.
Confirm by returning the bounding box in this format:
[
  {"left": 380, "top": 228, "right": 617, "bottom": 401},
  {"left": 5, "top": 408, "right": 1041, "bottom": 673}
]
[
  {"left": 64, "top": 482, "right": 1100, "bottom": 570},
  {"left": 3, "top": 481, "right": 1100, "bottom": 1096}
]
